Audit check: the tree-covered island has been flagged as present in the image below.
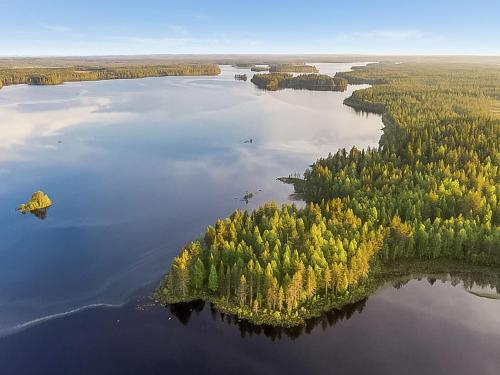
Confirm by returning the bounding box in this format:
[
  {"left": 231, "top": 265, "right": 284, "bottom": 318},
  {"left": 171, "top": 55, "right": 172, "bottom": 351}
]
[
  {"left": 270, "top": 64, "right": 319, "bottom": 73},
  {"left": 250, "top": 66, "right": 270, "bottom": 72},
  {"left": 158, "top": 62, "right": 500, "bottom": 327},
  {"left": 0, "top": 64, "right": 220, "bottom": 88},
  {"left": 251, "top": 73, "right": 348, "bottom": 91},
  {"left": 234, "top": 74, "right": 248, "bottom": 81},
  {"left": 17, "top": 191, "right": 52, "bottom": 213}
]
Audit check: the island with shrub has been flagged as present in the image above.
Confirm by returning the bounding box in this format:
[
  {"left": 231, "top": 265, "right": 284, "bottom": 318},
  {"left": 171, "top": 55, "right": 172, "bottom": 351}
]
[{"left": 17, "top": 191, "right": 52, "bottom": 213}]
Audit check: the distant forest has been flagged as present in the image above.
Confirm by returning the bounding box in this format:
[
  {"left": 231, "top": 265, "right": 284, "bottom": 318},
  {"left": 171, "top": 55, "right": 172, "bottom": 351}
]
[
  {"left": 270, "top": 64, "right": 319, "bottom": 73},
  {"left": 250, "top": 66, "right": 270, "bottom": 72},
  {"left": 0, "top": 64, "right": 221, "bottom": 89},
  {"left": 251, "top": 73, "right": 348, "bottom": 91}
]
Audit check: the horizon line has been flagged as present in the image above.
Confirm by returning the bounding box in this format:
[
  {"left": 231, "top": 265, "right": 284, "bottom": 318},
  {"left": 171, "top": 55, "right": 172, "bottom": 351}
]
[{"left": 1, "top": 52, "right": 500, "bottom": 58}]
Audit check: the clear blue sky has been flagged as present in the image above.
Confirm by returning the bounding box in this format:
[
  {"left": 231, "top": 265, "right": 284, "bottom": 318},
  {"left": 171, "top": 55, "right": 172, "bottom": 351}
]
[{"left": 1, "top": 0, "right": 499, "bottom": 56}]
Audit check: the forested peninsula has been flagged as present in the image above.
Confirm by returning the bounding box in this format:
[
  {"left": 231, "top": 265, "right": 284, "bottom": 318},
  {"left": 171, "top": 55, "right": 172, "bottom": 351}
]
[
  {"left": 251, "top": 73, "right": 348, "bottom": 91},
  {"left": 157, "top": 62, "right": 500, "bottom": 326},
  {"left": 0, "top": 64, "right": 220, "bottom": 89}
]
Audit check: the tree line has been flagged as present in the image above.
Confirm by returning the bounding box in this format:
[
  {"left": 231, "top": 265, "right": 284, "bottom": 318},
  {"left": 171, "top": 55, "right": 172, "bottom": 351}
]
[
  {"left": 251, "top": 73, "right": 348, "bottom": 92},
  {"left": 0, "top": 64, "right": 221, "bottom": 88},
  {"left": 270, "top": 64, "right": 319, "bottom": 73},
  {"left": 250, "top": 66, "right": 270, "bottom": 72}
]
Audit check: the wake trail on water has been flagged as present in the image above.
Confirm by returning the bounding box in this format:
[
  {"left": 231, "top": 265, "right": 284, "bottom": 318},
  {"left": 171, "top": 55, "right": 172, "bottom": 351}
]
[
  {"left": 0, "top": 241, "right": 169, "bottom": 340},
  {"left": 0, "top": 302, "right": 124, "bottom": 338}
]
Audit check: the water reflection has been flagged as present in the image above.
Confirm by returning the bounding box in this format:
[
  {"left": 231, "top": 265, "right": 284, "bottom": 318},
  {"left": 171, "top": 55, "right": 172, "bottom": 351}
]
[
  {"left": 168, "top": 298, "right": 367, "bottom": 341},
  {"left": 168, "top": 300, "right": 206, "bottom": 325},
  {"left": 1, "top": 275, "right": 499, "bottom": 375},
  {"left": 387, "top": 269, "right": 500, "bottom": 295},
  {"left": 19, "top": 207, "right": 50, "bottom": 220},
  {"left": 167, "top": 269, "right": 500, "bottom": 341}
]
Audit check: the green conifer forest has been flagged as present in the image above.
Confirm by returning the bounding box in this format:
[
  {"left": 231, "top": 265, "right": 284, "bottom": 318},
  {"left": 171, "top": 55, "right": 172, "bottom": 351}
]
[{"left": 157, "top": 62, "right": 500, "bottom": 326}]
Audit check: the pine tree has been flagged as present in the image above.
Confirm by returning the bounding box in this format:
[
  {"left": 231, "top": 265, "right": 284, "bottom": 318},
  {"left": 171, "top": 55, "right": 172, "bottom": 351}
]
[
  {"left": 192, "top": 258, "right": 206, "bottom": 290},
  {"left": 306, "top": 265, "right": 317, "bottom": 302},
  {"left": 324, "top": 267, "right": 332, "bottom": 297},
  {"left": 238, "top": 275, "right": 247, "bottom": 307},
  {"left": 208, "top": 264, "right": 218, "bottom": 292}
]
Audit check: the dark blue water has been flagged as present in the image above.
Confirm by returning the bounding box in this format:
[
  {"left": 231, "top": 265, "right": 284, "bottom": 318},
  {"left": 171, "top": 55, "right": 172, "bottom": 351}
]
[
  {"left": 1, "top": 63, "right": 498, "bottom": 374},
  {"left": 0, "top": 277, "right": 499, "bottom": 375}
]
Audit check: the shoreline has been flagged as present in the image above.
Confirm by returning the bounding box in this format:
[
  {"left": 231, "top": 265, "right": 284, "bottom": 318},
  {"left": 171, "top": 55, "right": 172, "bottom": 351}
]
[
  {"left": 156, "top": 259, "right": 500, "bottom": 328},
  {"left": 154, "top": 66, "right": 500, "bottom": 327},
  {"left": 0, "top": 64, "right": 221, "bottom": 91},
  {"left": 2, "top": 259, "right": 497, "bottom": 338}
]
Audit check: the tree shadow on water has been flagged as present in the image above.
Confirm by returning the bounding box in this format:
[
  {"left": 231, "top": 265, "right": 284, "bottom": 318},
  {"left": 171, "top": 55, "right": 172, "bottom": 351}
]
[
  {"left": 168, "top": 300, "right": 205, "bottom": 325},
  {"left": 19, "top": 207, "right": 50, "bottom": 220},
  {"left": 168, "top": 298, "right": 367, "bottom": 341}
]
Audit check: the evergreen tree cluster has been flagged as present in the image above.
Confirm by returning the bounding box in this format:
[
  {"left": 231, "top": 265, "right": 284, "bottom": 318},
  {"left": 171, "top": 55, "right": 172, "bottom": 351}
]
[
  {"left": 251, "top": 73, "right": 347, "bottom": 91},
  {"left": 269, "top": 64, "right": 319, "bottom": 73},
  {"left": 161, "top": 201, "right": 384, "bottom": 322},
  {"left": 159, "top": 62, "right": 500, "bottom": 325},
  {"left": 250, "top": 66, "right": 270, "bottom": 72},
  {"left": 296, "top": 63, "right": 500, "bottom": 264},
  {"left": 0, "top": 64, "right": 221, "bottom": 87}
]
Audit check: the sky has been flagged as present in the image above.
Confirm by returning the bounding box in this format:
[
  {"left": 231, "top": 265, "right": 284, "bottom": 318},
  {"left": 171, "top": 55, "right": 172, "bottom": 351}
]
[{"left": 1, "top": 0, "right": 499, "bottom": 56}]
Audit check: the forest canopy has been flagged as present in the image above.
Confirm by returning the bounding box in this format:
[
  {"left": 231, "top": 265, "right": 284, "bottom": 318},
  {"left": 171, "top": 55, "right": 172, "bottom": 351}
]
[
  {"left": 158, "top": 62, "right": 500, "bottom": 326},
  {"left": 250, "top": 66, "right": 270, "bottom": 72},
  {"left": 270, "top": 64, "right": 319, "bottom": 73},
  {"left": 251, "top": 73, "right": 348, "bottom": 92}
]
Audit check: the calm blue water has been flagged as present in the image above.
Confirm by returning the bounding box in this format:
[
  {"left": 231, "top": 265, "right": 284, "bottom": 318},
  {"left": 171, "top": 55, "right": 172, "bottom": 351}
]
[
  {"left": 1, "top": 63, "right": 499, "bottom": 375},
  {"left": 0, "top": 63, "right": 382, "bottom": 334},
  {"left": 0, "top": 277, "right": 499, "bottom": 375}
]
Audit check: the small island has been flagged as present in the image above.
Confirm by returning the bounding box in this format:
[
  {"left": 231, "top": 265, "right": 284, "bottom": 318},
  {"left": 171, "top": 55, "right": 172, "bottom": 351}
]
[
  {"left": 232, "top": 63, "right": 254, "bottom": 68},
  {"left": 269, "top": 64, "right": 319, "bottom": 73},
  {"left": 17, "top": 191, "right": 52, "bottom": 212},
  {"left": 251, "top": 73, "right": 348, "bottom": 91},
  {"left": 250, "top": 66, "right": 270, "bottom": 72},
  {"left": 241, "top": 191, "right": 254, "bottom": 203},
  {"left": 234, "top": 74, "right": 247, "bottom": 81}
]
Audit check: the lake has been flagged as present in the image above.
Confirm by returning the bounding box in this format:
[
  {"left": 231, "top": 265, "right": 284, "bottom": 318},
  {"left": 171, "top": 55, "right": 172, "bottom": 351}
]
[
  {"left": 0, "top": 63, "right": 498, "bottom": 374},
  {"left": 1, "top": 276, "right": 499, "bottom": 374}
]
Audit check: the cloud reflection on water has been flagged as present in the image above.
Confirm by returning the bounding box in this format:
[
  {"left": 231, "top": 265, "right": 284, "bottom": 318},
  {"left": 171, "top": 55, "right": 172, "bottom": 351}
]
[{"left": 0, "top": 63, "right": 383, "bottom": 333}]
